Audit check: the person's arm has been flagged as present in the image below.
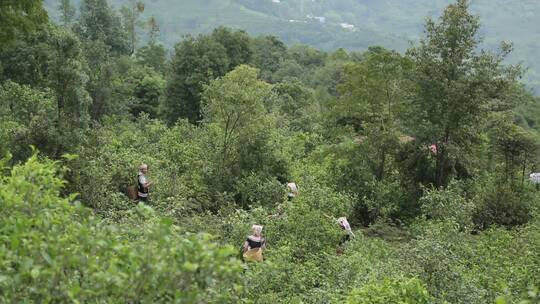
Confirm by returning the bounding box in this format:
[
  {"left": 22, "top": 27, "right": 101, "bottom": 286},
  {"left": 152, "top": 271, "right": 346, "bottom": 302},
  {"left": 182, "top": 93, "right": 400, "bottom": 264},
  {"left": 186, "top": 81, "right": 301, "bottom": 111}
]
[
  {"left": 140, "top": 175, "right": 153, "bottom": 189},
  {"left": 261, "top": 238, "right": 266, "bottom": 250},
  {"left": 243, "top": 240, "right": 249, "bottom": 253}
]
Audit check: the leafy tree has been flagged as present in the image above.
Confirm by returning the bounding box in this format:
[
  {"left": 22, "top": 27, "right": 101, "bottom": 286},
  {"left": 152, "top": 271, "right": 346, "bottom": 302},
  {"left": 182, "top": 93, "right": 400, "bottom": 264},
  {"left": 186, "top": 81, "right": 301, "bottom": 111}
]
[
  {"left": 163, "top": 35, "right": 229, "bottom": 124},
  {"left": 47, "top": 28, "right": 91, "bottom": 127},
  {"left": 488, "top": 114, "right": 539, "bottom": 189},
  {"left": 136, "top": 42, "right": 167, "bottom": 74},
  {"left": 0, "top": 81, "right": 58, "bottom": 161},
  {"left": 407, "top": 0, "right": 518, "bottom": 188},
  {"left": 134, "top": 15, "right": 167, "bottom": 73},
  {"left": 0, "top": 25, "right": 91, "bottom": 154},
  {"left": 0, "top": 0, "right": 48, "bottom": 46},
  {"left": 201, "top": 65, "right": 275, "bottom": 194},
  {"left": 163, "top": 28, "right": 255, "bottom": 124},
  {"left": 211, "top": 26, "right": 253, "bottom": 69},
  {"left": 287, "top": 45, "right": 327, "bottom": 68},
  {"left": 112, "top": 63, "right": 165, "bottom": 118},
  {"left": 271, "top": 59, "right": 305, "bottom": 83},
  {"left": 146, "top": 15, "right": 160, "bottom": 44},
  {"left": 270, "top": 79, "right": 317, "bottom": 131},
  {"left": 120, "top": 0, "right": 145, "bottom": 55},
  {"left": 58, "top": 0, "right": 76, "bottom": 26},
  {"left": 251, "top": 35, "right": 287, "bottom": 82},
  {"left": 201, "top": 65, "right": 269, "bottom": 163},
  {"left": 83, "top": 38, "right": 117, "bottom": 119},
  {"left": 74, "top": 0, "right": 132, "bottom": 120},
  {"left": 338, "top": 46, "right": 412, "bottom": 181},
  {"left": 75, "top": 0, "right": 129, "bottom": 56}
]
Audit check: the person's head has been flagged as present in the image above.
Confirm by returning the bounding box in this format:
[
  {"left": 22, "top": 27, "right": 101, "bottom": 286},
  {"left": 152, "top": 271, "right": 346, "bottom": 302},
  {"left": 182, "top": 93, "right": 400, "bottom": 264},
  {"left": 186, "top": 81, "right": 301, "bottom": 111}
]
[
  {"left": 337, "top": 217, "right": 349, "bottom": 230},
  {"left": 251, "top": 224, "right": 263, "bottom": 237},
  {"left": 139, "top": 164, "right": 148, "bottom": 174}
]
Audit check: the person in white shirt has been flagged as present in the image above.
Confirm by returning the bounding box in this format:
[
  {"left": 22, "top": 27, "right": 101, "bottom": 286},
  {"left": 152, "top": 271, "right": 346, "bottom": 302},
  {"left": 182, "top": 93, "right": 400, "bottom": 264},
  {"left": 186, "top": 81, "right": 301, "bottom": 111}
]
[
  {"left": 287, "top": 182, "right": 298, "bottom": 201},
  {"left": 336, "top": 216, "right": 354, "bottom": 255},
  {"left": 137, "top": 164, "right": 153, "bottom": 201}
]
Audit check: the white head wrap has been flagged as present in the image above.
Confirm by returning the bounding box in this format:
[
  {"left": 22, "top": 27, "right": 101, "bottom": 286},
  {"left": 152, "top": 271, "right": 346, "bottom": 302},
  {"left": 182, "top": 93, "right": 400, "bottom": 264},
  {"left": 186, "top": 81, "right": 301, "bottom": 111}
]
[
  {"left": 252, "top": 224, "right": 263, "bottom": 236},
  {"left": 529, "top": 172, "right": 540, "bottom": 184},
  {"left": 337, "top": 217, "right": 354, "bottom": 237}
]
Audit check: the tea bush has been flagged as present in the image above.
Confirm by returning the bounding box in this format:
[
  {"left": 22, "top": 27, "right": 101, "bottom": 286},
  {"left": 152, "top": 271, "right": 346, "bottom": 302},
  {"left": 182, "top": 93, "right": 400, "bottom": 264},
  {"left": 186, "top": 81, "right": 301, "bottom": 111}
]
[{"left": 0, "top": 155, "right": 243, "bottom": 303}]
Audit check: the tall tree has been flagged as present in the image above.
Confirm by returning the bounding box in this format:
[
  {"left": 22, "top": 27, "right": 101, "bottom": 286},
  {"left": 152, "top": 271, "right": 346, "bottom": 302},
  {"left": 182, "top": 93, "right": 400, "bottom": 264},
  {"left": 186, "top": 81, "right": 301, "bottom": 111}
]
[
  {"left": 83, "top": 38, "right": 116, "bottom": 119},
  {"left": 58, "top": 0, "right": 76, "bottom": 26},
  {"left": 0, "top": 0, "right": 48, "bottom": 45},
  {"left": 74, "top": 0, "right": 130, "bottom": 120},
  {"left": 75, "top": 0, "right": 129, "bottom": 56},
  {"left": 146, "top": 16, "right": 160, "bottom": 44},
  {"left": 201, "top": 65, "right": 273, "bottom": 194},
  {"left": 0, "top": 25, "right": 91, "bottom": 155},
  {"left": 210, "top": 27, "right": 253, "bottom": 69},
  {"left": 0, "top": 81, "right": 58, "bottom": 161},
  {"left": 163, "top": 35, "right": 229, "bottom": 124},
  {"left": 0, "top": 26, "right": 90, "bottom": 122},
  {"left": 135, "top": 42, "right": 167, "bottom": 74},
  {"left": 112, "top": 64, "right": 164, "bottom": 118},
  {"left": 407, "top": 0, "right": 518, "bottom": 188},
  {"left": 488, "top": 113, "right": 539, "bottom": 190},
  {"left": 120, "top": 0, "right": 145, "bottom": 56},
  {"left": 338, "top": 46, "right": 413, "bottom": 180},
  {"left": 135, "top": 15, "right": 166, "bottom": 74},
  {"left": 251, "top": 36, "right": 287, "bottom": 82},
  {"left": 270, "top": 79, "right": 315, "bottom": 131}
]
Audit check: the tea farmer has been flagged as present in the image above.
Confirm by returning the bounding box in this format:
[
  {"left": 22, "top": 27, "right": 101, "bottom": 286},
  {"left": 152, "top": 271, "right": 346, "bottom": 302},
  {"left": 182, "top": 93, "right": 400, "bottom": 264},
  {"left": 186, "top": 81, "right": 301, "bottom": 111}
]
[
  {"left": 137, "top": 164, "right": 153, "bottom": 201},
  {"left": 287, "top": 182, "right": 298, "bottom": 201},
  {"left": 530, "top": 172, "right": 540, "bottom": 190},
  {"left": 336, "top": 217, "right": 354, "bottom": 255},
  {"left": 242, "top": 225, "right": 266, "bottom": 262},
  {"left": 337, "top": 217, "right": 355, "bottom": 239}
]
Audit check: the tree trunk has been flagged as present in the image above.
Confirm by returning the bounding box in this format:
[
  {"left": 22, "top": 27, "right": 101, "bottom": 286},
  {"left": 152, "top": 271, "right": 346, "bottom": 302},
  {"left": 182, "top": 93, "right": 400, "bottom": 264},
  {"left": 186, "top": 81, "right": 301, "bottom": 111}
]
[
  {"left": 376, "top": 149, "right": 386, "bottom": 181},
  {"left": 435, "top": 151, "right": 446, "bottom": 189},
  {"left": 435, "top": 132, "right": 450, "bottom": 189}
]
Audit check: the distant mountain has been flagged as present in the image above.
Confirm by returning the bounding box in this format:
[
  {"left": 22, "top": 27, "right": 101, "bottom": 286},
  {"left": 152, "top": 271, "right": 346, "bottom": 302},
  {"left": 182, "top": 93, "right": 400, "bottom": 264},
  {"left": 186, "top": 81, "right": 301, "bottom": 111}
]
[{"left": 44, "top": 0, "right": 540, "bottom": 92}]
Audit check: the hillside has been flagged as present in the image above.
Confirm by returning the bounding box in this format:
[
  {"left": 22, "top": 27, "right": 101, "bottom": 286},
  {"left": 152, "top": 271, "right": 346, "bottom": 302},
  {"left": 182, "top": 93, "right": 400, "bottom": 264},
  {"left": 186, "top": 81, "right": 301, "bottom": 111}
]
[
  {"left": 44, "top": 0, "right": 540, "bottom": 92},
  {"left": 2, "top": 1, "right": 540, "bottom": 302}
]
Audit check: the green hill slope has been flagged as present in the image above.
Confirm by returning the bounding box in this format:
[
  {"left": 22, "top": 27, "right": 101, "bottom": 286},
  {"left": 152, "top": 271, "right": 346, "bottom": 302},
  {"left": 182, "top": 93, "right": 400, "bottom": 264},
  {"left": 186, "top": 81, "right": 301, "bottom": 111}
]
[{"left": 44, "top": 0, "right": 540, "bottom": 92}]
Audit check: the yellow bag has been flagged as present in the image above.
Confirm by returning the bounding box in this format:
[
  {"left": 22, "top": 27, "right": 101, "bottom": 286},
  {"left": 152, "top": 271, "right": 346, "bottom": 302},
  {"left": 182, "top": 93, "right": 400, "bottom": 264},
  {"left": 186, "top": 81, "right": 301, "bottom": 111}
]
[{"left": 243, "top": 248, "right": 263, "bottom": 262}]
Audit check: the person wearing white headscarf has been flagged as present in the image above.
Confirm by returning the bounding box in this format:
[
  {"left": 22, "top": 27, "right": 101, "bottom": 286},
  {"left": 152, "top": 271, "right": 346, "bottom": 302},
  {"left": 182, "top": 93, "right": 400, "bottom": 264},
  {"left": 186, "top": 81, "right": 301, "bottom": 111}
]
[
  {"left": 242, "top": 224, "right": 266, "bottom": 262},
  {"left": 337, "top": 217, "right": 355, "bottom": 238},
  {"left": 336, "top": 217, "right": 354, "bottom": 255},
  {"left": 137, "top": 164, "right": 153, "bottom": 201},
  {"left": 287, "top": 182, "right": 298, "bottom": 200},
  {"left": 530, "top": 172, "right": 540, "bottom": 190}
]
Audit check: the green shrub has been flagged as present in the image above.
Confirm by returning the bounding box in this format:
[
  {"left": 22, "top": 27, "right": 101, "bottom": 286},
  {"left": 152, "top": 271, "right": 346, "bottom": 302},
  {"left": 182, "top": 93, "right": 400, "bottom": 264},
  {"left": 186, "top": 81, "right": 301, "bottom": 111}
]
[
  {"left": 347, "top": 277, "right": 433, "bottom": 304},
  {"left": 496, "top": 288, "right": 540, "bottom": 304},
  {"left": 235, "top": 172, "right": 285, "bottom": 208},
  {"left": 0, "top": 154, "right": 243, "bottom": 303},
  {"left": 420, "top": 182, "right": 475, "bottom": 231},
  {"left": 0, "top": 81, "right": 58, "bottom": 162},
  {"left": 474, "top": 184, "right": 532, "bottom": 229}
]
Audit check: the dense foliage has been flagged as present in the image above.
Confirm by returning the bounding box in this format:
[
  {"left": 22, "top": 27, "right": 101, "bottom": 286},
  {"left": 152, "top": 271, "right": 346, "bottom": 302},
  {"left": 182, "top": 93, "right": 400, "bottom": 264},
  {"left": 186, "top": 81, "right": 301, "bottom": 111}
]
[
  {"left": 42, "top": 0, "right": 540, "bottom": 93},
  {"left": 1, "top": 0, "right": 539, "bottom": 303}
]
